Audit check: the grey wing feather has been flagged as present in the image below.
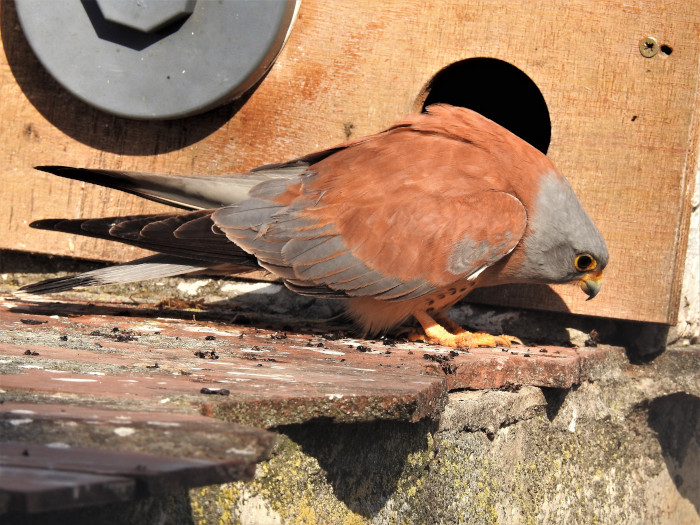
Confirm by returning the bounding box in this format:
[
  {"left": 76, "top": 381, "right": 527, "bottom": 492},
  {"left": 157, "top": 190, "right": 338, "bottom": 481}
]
[
  {"left": 213, "top": 187, "right": 443, "bottom": 302},
  {"left": 281, "top": 236, "right": 349, "bottom": 266},
  {"left": 294, "top": 252, "right": 361, "bottom": 281}
]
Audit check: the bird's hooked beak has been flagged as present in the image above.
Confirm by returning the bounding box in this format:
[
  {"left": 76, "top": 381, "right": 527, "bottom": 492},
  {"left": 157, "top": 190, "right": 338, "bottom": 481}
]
[{"left": 579, "top": 270, "right": 603, "bottom": 300}]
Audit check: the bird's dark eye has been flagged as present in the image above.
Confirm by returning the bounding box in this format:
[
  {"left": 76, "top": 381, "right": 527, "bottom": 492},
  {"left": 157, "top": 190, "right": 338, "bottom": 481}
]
[{"left": 574, "top": 254, "right": 597, "bottom": 272}]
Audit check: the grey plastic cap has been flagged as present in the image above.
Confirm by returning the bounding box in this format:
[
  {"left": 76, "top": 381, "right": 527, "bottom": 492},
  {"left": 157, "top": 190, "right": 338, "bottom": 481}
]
[{"left": 15, "top": 0, "right": 299, "bottom": 120}]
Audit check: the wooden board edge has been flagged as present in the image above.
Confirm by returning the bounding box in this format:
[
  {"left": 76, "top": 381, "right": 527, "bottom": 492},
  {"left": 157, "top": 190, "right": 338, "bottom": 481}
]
[{"left": 667, "top": 51, "right": 700, "bottom": 325}]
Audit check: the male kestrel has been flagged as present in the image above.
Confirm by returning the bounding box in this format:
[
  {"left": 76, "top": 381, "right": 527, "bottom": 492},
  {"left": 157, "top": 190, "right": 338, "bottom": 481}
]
[{"left": 20, "top": 105, "right": 608, "bottom": 348}]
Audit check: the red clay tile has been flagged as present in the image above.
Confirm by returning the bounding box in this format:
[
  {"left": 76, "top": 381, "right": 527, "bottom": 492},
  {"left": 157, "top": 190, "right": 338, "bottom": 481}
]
[{"left": 0, "top": 297, "right": 619, "bottom": 426}]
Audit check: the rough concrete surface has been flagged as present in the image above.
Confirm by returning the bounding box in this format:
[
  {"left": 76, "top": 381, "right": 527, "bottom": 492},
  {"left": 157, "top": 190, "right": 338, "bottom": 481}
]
[
  {"left": 188, "top": 347, "right": 699, "bottom": 525},
  {"left": 673, "top": 171, "right": 700, "bottom": 345},
  {"left": 0, "top": 256, "right": 699, "bottom": 524}
]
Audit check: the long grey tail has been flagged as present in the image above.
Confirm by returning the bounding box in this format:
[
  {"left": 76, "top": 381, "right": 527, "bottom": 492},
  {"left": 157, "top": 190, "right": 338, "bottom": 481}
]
[
  {"left": 19, "top": 164, "right": 308, "bottom": 295},
  {"left": 16, "top": 254, "right": 251, "bottom": 295},
  {"left": 34, "top": 164, "right": 308, "bottom": 210}
]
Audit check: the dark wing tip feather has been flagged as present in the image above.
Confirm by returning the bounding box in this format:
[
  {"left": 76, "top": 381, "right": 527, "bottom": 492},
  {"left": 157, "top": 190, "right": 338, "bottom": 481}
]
[
  {"left": 29, "top": 218, "right": 64, "bottom": 230},
  {"left": 17, "top": 275, "right": 99, "bottom": 295},
  {"left": 34, "top": 165, "right": 72, "bottom": 175},
  {"left": 33, "top": 166, "right": 205, "bottom": 211},
  {"left": 35, "top": 165, "right": 125, "bottom": 186},
  {"left": 34, "top": 165, "right": 131, "bottom": 192}
]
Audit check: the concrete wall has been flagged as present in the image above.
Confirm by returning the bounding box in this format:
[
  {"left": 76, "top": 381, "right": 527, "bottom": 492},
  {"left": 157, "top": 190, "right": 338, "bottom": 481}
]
[{"left": 190, "top": 348, "right": 699, "bottom": 525}]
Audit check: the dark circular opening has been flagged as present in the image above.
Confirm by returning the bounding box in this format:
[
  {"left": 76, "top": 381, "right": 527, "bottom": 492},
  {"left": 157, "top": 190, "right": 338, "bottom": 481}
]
[
  {"left": 420, "top": 58, "right": 551, "bottom": 154},
  {"left": 660, "top": 44, "right": 673, "bottom": 56}
]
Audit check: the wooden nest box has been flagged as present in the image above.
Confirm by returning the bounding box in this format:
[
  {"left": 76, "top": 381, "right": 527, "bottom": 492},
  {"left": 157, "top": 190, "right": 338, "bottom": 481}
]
[{"left": 1, "top": 0, "right": 698, "bottom": 325}]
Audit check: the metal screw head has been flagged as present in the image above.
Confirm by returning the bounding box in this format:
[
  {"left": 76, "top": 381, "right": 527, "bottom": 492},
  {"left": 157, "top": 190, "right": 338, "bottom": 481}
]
[
  {"left": 639, "top": 37, "right": 659, "bottom": 58},
  {"left": 95, "top": 0, "right": 197, "bottom": 33}
]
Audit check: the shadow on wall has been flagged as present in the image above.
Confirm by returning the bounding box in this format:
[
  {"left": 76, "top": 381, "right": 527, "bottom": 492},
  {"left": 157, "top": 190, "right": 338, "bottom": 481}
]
[
  {"left": 647, "top": 393, "right": 700, "bottom": 516},
  {"left": 0, "top": 0, "right": 244, "bottom": 155},
  {"left": 279, "top": 418, "right": 438, "bottom": 518}
]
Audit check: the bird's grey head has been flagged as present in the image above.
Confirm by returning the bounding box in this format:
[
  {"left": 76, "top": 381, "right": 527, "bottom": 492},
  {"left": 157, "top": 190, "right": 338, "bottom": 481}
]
[{"left": 516, "top": 172, "right": 609, "bottom": 299}]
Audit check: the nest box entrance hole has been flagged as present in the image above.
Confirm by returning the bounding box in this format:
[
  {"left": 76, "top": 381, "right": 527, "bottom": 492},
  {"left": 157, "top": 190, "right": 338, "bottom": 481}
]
[{"left": 418, "top": 58, "right": 551, "bottom": 154}]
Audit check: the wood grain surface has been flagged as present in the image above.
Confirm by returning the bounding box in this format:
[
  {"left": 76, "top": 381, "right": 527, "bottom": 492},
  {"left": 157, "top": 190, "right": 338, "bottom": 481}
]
[{"left": 0, "top": 0, "right": 698, "bottom": 324}]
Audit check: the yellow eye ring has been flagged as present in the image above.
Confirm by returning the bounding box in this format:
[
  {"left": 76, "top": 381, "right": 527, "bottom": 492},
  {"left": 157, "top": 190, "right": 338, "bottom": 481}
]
[{"left": 574, "top": 254, "right": 597, "bottom": 272}]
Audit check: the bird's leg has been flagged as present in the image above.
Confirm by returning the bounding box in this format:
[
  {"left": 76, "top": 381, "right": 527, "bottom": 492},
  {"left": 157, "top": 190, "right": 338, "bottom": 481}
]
[
  {"left": 432, "top": 313, "right": 469, "bottom": 335},
  {"left": 412, "top": 310, "right": 521, "bottom": 349}
]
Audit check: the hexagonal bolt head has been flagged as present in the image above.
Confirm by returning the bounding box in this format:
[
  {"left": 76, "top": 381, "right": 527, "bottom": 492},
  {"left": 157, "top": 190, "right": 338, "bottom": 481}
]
[{"left": 95, "top": 0, "right": 197, "bottom": 33}]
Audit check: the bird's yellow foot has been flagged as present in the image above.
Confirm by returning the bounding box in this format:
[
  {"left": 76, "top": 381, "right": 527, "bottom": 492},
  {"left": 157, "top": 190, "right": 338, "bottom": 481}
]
[
  {"left": 412, "top": 311, "right": 522, "bottom": 349},
  {"left": 453, "top": 331, "right": 522, "bottom": 348}
]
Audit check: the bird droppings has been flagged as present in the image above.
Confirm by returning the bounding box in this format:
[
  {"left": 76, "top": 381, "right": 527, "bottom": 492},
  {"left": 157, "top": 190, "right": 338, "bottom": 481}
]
[
  {"left": 9, "top": 418, "right": 33, "bottom": 426},
  {"left": 568, "top": 409, "right": 578, "bottom": 432},
  {"left": 176, "top": 279, "right": 212, "bottom": 296},
  {"left": 307, "top": 347, "right": 345, "bottom": 356},
  {"left": 220, "top": 282, "right": 284, "bottom": 296},
  {"left": 10, "top": 409, "right": 35, "bottom": 415},
  {"left": 146, "top": 420, "right": 181, "bottom": 427},
  {"left": 51, "top": 377, "right": 98, "bottom": 383},
  {"left": 182, "top": 326, "right": 241, "bottom": 337},
  {"left": 45, "top": 442, "right": 71, "bottom": 449},
  {"left": 113, "top": 427, "right": 136, "bottom": 437},
  {"left": 225, "top": 445, "right": 257, "bottom": 457}
]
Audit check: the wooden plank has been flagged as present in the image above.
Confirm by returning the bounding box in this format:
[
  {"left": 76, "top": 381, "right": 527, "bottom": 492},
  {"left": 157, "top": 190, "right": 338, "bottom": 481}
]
[{"left": 1, "top": 0, "right": 698, "bottom": 324}]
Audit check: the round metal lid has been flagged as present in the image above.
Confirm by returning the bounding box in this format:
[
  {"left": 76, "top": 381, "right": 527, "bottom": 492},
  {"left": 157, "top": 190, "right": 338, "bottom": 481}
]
[{"left": 15, "top": 0, "right": 299, "bottom": 120}]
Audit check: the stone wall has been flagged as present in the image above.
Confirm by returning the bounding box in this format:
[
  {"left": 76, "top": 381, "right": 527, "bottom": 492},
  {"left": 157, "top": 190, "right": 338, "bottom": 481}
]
[{"left": 191, "top": 348, "right": 699, "bottom": 525}]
